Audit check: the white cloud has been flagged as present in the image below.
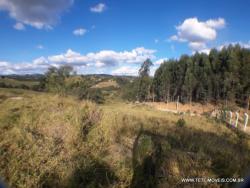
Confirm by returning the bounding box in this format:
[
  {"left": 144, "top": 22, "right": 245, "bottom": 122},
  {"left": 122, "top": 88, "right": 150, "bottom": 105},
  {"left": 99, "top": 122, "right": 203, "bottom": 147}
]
[
  {"left": 13, "top": 22, "right": 25, "bottom": 30},
  {"left": 188, "top": 42, "right": 206, "bottom": 51},
  {"left": 0, "top": 61, "right": 49, "bottom": 74},
  {"left": 73, "top": 28, "right": 87, "bottom": 36},
  {"left": 170, "top": 17, "right": 226, "bottom": 51},
  {"left": 0, "top": 47, "right": 156, "bottom": 75},
  {"left": 90, "top": 3, "right": 106, "bottom": 13},
  {"left": 194, "top": 41, "right": 250, "bottom": 55},
  {"left": 217, "top": 41, "right": 250, "bottom": 50},
  {"left": 0, "top": 0, "right": 74, "bottom": 29},
  {"left": 95, "top": 61, "right": 106, "bottom": 68},
  {"left": 33, "top": 56, "right": 48, "bottom": 65},
  {"left": 154, "top": 58, "right": 168, "bottom": 65},
  {"left": 0, "top": 61, "right": 9, "bottom": 69},
  {"left": 205, "top": 18, "right": 225, "bottom": 29},
  {"left": 48, "top": 47, "right": 156, "bottom": 66},
  {"left": 112, "top": 66, "right": 138, "bottom": 76},
  {"left": 197, "top": 48, "right": 211, "bottom": 55}
]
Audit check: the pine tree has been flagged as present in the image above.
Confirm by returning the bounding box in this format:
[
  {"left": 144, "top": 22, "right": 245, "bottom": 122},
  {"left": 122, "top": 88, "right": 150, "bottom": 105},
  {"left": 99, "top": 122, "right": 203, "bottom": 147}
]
[{"left": 137, "top": 59, "right": 153, "bottom": 101}]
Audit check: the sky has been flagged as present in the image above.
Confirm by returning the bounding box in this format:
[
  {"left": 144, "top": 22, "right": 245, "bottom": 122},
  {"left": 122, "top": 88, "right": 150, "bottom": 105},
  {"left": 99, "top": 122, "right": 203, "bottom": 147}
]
[{"left": 0, "top": 0, "right": 250, "bottom": 75}]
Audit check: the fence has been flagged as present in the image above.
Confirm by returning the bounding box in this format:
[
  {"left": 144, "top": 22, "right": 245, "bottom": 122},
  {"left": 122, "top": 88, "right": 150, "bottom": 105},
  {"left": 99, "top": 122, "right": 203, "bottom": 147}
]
[{"left": 220, "top": 110, "right": 249, "bottom": 132}]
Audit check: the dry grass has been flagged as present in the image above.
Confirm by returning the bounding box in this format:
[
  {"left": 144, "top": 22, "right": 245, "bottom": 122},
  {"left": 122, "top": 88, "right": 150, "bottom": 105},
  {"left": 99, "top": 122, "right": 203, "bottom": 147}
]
[
  {"left": 97, "top": 102, "right": 250, "bottom": 187},
  {"left": 1, "top": 89, "right": 250, "bottom": 187},
  {"left": 0, "top": 88, "right": 101, "bottom": 187},
  {"left": 0, "top": 78, "right": 39, "bottom": 87},
  {"left": 147, "top": 101, "right": 249, "bottom": 114},
  {"left": 146, "top": 101, "right": 250, "bottom": 133},
  {"left": 91, "top": 79, "right": 119, "bottom": 89}
]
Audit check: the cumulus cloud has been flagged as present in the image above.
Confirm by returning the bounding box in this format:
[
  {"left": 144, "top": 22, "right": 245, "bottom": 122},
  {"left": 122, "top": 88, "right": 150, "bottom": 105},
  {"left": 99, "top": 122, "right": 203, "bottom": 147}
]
[
  {"left": 217, "top": 41, "right": 250, "bottom": 50},
  {"left": 196, "top": 48, "right": 211, "bottom": 55},
  {"left": 170, "top": 17, "right": 226, "bottom": 51},
  {"left": 90, "top": 3, "right": 106, "bottom": 13},
  {"left": 0, "top": 0, "right": 74, "bottom": 29},
  {"left": 154, "top": 58, "right": 168, "bottom": 65},
  {"left": 33, "top": 56, "right": 48, "bottom": 65},
  {"left": 73, "top": 28, "right": 87, "bottom": 36},
  {"left": 48, "top": 47, "right": 156, "bottom": 66},
  {"left": 13, "top": 22, "right": 25, "bottom": 30},
  {"left": 194, "top": 41, "right": 250, "bottom": 55},
  {"left": 188, "top": 42, "right": 207, "bottom": 51},
  {"left": 0, "top": 47, "right": 156, "bottom": 75},
  {"left": 205, "top": 18, "right": 225, "bottom": 29},
  {"left": 0, "top": 61, "right": 49, "bottom": 74},
  {"left": 112, "top": 66, "right": 138, "bottom": 76}
]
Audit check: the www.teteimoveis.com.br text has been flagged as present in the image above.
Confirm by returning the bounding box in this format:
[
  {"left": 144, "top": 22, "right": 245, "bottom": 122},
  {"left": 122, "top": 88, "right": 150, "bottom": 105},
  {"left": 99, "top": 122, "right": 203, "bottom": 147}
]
[{"left": 181, "top": 177, "right": 244, "bottom": 183}]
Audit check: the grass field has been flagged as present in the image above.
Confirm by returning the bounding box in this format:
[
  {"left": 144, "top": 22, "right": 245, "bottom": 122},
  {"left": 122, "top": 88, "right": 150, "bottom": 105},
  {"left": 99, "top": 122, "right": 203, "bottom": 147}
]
[
  {"left": 1, "top": 87, "right": 250, "bottom": 187},
  {"left": 0, "top": 77, "right": 39, "bottom": 88}
]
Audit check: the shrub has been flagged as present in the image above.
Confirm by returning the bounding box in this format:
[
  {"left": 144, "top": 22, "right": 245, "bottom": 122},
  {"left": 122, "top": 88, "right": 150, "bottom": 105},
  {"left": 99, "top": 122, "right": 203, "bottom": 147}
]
[
  {"left": 79, "top": 88, "right": 105, "bottom": 104},
  {"left": 176, "top": 118, "right": 186, "bottom": 127}
]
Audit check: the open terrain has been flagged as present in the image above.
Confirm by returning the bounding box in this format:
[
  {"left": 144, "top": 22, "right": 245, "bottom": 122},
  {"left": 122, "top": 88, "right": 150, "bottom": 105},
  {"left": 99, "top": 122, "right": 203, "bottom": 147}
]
[{"left": 0, "top": 81, "right": 250, "bottom": 187}]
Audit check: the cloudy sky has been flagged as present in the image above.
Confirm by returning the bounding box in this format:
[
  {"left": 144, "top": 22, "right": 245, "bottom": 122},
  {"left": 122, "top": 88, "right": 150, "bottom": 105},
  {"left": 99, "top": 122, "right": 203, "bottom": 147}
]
[{"left": 0, "top": 0, "right": 249, "bottom": 75}]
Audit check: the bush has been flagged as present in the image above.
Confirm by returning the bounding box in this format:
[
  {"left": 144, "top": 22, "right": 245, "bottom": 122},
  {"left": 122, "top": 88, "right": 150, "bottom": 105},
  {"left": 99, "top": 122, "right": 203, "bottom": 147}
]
[
  {"left": 79, "top": 88, "right": 105, "bottom": 104},
  {"left": 121, "top": 81, "right": 138, "bottom": 101},
  {"left": 88, "top": 89, "right": 105, "bottom": 104},
  {"left": 176, "top": 118, "right": 186, "bottom": 127}
]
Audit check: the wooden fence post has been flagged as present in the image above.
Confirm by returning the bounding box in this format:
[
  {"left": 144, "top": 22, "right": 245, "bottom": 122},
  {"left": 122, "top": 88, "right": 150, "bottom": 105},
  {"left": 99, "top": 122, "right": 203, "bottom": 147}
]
[
  {"left": 229, "top": 111, "right": 233, "bottom": 125},
  {"left": 176, "top": 96, "right": 179, "bottom": 112}
]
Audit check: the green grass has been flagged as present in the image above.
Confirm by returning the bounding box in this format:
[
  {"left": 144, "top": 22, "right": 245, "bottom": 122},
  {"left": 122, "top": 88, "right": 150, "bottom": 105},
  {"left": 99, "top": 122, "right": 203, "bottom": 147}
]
[{"left": 0, "top": 88, "right": 250, "bottom": 187}]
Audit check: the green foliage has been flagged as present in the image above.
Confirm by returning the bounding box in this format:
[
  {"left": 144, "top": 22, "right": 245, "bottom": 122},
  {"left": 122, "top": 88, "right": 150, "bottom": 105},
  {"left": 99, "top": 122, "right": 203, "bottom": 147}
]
[
  {"left": 40, "top": 66, "right": 105, "bottom": 103},
  {"left": 79, "top": 88, "right": 105, "bottom": 104},
  {"left": 42, "top": 65, "right": 74, "bottom": 95},
  {"left": 153, "top": 45, "right": 250, "bottom": 107},
  {"left": 176, "top": 118, "right": 186, "bottom": 127},
  {"left": 137, "top": 59, "right": 153, "bottom": 102},
  {"left": 121, "top": 80, "right": 138, "bottom": 101}
]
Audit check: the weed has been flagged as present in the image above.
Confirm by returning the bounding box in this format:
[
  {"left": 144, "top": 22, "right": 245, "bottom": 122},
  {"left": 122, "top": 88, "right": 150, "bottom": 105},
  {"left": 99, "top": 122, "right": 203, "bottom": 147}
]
[{"left": 176, "top": 118, "right": 186, "bottom": 127}]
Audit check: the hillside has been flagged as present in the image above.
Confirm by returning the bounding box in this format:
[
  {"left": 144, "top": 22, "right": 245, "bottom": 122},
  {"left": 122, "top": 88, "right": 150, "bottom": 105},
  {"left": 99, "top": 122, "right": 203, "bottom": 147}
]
[{"left": 0, "top": 88, "right": 250, "bottom": 187}]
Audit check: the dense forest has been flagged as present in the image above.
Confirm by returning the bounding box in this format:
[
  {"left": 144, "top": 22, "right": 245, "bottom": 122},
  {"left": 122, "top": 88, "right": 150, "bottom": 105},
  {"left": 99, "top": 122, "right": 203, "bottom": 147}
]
[{"left": 150, "top": 45, "right": 250, "bottom": 107}]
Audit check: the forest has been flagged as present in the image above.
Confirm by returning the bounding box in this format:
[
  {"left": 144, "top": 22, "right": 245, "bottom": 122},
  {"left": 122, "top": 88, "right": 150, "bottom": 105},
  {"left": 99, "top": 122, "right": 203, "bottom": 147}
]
[{"left": 133, "top": 45, "right": 250, "bottom": 109}]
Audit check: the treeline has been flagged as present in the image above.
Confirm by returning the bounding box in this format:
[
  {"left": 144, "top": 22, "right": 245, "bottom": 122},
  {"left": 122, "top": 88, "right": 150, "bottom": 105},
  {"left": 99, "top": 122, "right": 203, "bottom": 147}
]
[
  {"left": 152, "top": 45, "right": 250, "bottom": 107},
  {"left": 39, "top": 66, "right": 105, "bottom": 103},
  {"left": 0, "top": 76, "right": 41, "bottom": 91}
]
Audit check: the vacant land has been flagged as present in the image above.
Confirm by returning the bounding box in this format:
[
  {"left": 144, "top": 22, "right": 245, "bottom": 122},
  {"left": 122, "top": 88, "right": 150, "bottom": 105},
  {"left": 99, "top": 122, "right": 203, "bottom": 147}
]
[
  {"left": 0, "top": 77, "right": 39, "bottom": 89},
  {"left": 146, "top": 101, "right": 250, "bottom": 133},
  {"left": 1, "top": 87, "right": 250, "bottom": 187},
  {"left": 91, "top": 79, "right": 119, "bottom": 89}
]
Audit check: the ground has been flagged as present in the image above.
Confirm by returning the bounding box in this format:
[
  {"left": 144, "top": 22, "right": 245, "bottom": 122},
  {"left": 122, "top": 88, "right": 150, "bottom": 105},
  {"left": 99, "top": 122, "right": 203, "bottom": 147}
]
[
  {"left": 146, "top": 101, "right": 250, "bottom": 133},
  {"left": 1, "top": 88, "right": 250, "bottom": 187}
]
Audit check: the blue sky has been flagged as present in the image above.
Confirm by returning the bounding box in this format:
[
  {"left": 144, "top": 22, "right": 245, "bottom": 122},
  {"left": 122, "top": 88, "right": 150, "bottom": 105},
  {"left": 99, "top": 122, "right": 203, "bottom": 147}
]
[{"left": 0, "top": 0, "right": 250, "bottom": 75}]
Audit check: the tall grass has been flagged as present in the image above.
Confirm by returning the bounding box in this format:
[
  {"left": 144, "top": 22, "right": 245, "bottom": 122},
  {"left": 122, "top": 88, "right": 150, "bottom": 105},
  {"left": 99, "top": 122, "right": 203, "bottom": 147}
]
[
  {"left": 0, "top": 89, "right": 101, "bottom": 187},
  {"left": 0, "top": 89, "right": 250, "bottom": 187}
]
